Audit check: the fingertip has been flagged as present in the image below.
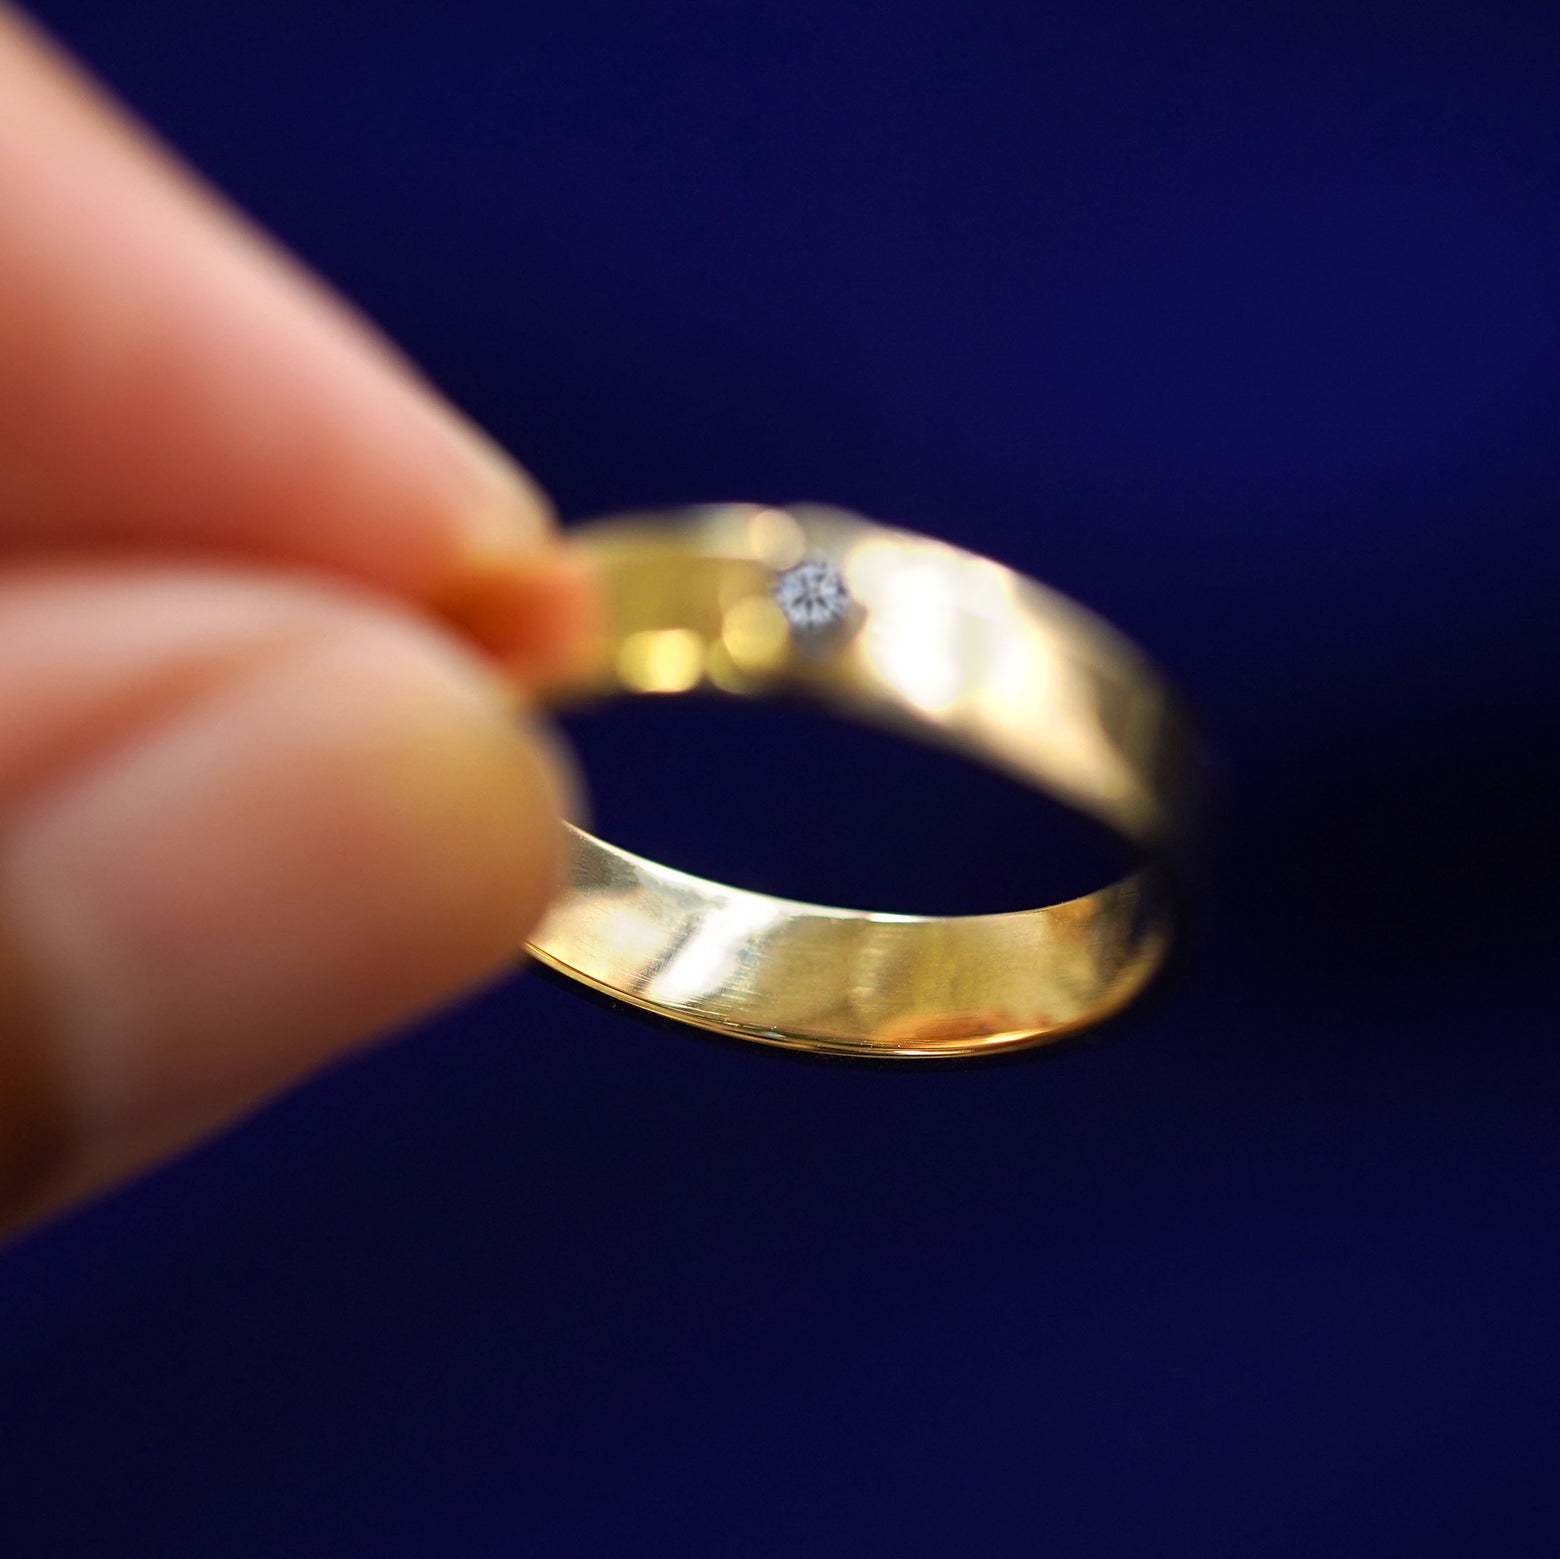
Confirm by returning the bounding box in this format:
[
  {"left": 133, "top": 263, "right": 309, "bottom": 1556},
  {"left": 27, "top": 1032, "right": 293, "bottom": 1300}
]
[{"left": 435, "top": 543, "right": 605, "bottom": 689}]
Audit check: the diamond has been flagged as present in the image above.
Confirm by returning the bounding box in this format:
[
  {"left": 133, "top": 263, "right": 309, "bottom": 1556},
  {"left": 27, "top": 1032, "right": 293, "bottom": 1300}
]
[{"left": 772, "top": 557, "right": 852, "bottom": 633}]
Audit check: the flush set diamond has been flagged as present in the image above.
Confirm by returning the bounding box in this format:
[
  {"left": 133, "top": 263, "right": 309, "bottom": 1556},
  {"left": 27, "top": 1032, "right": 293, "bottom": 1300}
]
[{"left": 772, "top": 557, "right": 852, "bottom": 633}]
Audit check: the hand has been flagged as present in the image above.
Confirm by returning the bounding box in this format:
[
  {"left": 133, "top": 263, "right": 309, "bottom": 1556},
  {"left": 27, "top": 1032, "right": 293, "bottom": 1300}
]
[{"left": 0, "top": 9, "right": 594, "bottom": 1233}]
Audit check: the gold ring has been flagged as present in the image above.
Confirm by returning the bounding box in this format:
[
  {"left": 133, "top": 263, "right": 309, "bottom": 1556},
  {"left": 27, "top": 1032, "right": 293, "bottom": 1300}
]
[{"left": 529, "top": 503, "right": 1201, "bottom": 1060}]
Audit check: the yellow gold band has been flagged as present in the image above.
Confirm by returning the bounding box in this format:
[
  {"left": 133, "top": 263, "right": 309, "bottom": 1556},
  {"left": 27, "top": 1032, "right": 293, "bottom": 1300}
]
[{"left": 530, "top": 504, "right": 1200, "bottom": 1059}]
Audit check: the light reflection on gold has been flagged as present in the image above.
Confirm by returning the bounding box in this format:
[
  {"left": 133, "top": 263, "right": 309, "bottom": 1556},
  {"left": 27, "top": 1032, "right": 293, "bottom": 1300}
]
[
  {"left": 721, "top": 594, "right": 790, "bottom": 674},
  {"left": 968, "top": 615, "right": 1136, "bottom": 810},
  {"left": 646, "top": 893, "right": 781, "bottom": 1007},
  {"left": 616, "top": 627, "right": 706, "bottom": 693},
  {"left": 840, "top": 534, "right": 907, "bottom": 600},
  {"left": 745, "top": 506, "right": 807, "bottom": 571},
  {"left": 855, "top": 552, "right": 969, "bottom": 715}
]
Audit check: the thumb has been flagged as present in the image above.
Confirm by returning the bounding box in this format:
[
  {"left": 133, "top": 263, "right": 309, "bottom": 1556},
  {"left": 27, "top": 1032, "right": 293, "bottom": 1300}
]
[{"left": 0, "top": 563, "right": 574, "bottom": 1231}]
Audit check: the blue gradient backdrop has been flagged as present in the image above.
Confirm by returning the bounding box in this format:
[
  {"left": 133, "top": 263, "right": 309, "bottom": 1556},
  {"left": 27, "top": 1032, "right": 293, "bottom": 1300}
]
[{"left": 4, "top": 3, "right": 1560, "bottom": 1554}]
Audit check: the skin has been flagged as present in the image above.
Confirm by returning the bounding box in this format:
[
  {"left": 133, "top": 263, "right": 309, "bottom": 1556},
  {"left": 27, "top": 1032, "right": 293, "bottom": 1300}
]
[{"left": 0, "top": 7, "right": 598, "bottom": 1233}]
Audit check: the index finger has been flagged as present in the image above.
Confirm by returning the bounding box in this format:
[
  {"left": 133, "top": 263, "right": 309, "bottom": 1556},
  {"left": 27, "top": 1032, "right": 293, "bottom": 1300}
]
[{"left": 0, "top": 8, "right": 574, "bottom": 655}]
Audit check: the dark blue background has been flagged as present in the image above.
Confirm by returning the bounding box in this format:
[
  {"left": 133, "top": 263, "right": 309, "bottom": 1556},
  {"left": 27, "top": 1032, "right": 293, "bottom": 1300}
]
[{"left": 4, "top": 2, "right": 1560, "bottom": 1553}]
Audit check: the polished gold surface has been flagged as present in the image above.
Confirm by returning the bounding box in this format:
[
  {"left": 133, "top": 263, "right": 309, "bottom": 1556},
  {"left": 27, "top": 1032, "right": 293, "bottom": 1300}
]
[{"left": 529, "top": 504, "right": 1199, "bottom": 1059}]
